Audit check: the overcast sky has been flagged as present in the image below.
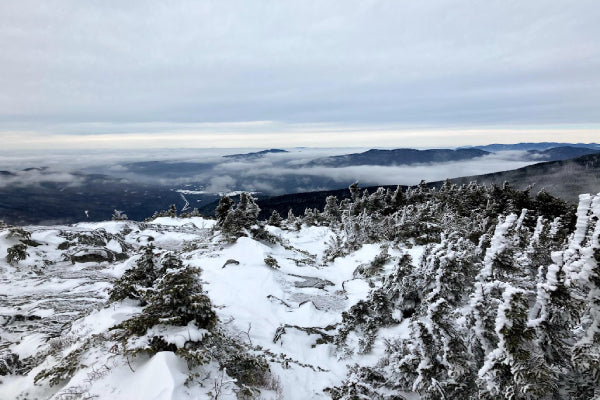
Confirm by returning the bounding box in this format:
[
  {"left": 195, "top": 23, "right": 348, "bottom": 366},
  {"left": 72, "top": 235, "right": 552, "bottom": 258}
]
[{"left": 1, "top": 0, "right": 598, "bottom": 149}]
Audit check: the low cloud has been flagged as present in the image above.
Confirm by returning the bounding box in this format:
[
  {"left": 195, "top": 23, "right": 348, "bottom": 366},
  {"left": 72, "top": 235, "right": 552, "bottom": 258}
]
[
  {"left": 212, "top": 151, "right": 538, "bottom": 188},
  {"left": 0, "top": 148, "right": 547, "bottom": 194},
  {"left": 205, "top": 175, "right": 237, "bottom": 193},
  {"left": 0, "top": 168, "right": 84, "bottom": 188}
]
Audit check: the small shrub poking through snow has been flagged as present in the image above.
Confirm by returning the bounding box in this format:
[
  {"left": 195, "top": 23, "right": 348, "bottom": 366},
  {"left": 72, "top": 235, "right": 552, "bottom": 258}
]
[
  {"left": 264, "top": 255, "right": 280, "bottom": 269},
  {"left": 114, "top": 263, "right": 217, "bottom": 344},
  {"left": 6, "top": 243, "right": 27, "bottom": 264},
  {"left": 109, "top": 244, "right": 159, "bottom": 304}
]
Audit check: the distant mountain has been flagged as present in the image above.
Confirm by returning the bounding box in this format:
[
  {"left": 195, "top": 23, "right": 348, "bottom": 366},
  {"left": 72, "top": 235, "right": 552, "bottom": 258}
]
[
  {"left": 448, "top": 152, "right": 600, "bottom": 202},
  {"left": 3, "top": 145, "right": 598, "bottom": 225},
  {"left": 468, "top": 142, "right": 600, "bottom": 152},
  {"left": 308, "top": 148, "right": 489, "bottom": 167},
  {"left": 226, "top": 152, "right": 600, "bottom": 218},
  {"left": 526, "top": 146, "right": 600, "bottom": 162},
  {"left": 223, "top": 148, "right": 288, "bottom": 160},
  {"left": 120, "top": 161, "right": 215, "bottom": 178}
]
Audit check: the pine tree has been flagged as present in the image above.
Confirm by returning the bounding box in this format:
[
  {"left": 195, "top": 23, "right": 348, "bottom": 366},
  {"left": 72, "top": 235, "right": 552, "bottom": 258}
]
[
  {"left": 323, "top": 195, "right": 341, "bottom": 225},
  {"left": 109, "top": 244, "right": 158, "bottom": 303},
  {"left": 529, "top": 262, "right": 578, "bottom": 398},
  {"left": 111, "top": 209, "right": 128, "bottom": 221},
  {"left": 215, "top": 195, "right": 234, "bottom": 225},
  {"left": 267, "top": 210, "right": 283, "bottom": 227},
  {"left": 349, "top": 182, "right": 360, "bottom": 202},
  {"left": 144, "top": 265, "right": 217, "bottom": 329},
  {"left": 116, "top": 255, "right": 217, "bottom": 340},
  {"left": 221, "top": 193, "right": 261, "bottom": 238},
  {"left": 566, "top": 193, "right": 600, "bottom": 399},
  {"left": 478, "top": 287, "right": 553, "bottom": 399},
  {"left": 6, "top": 243, "right": 27, "bottom": 264},
  {"left": 390, "top": 185, "right": 405, "bottom": 210},
  {"left": 386, "top": 300, "right": 473, "bottom": 400}
]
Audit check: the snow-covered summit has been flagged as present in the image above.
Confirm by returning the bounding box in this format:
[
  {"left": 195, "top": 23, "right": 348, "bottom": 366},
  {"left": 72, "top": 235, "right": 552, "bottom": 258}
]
[{"left": 1, "top": 183, "right": 598, "bottom": 400}]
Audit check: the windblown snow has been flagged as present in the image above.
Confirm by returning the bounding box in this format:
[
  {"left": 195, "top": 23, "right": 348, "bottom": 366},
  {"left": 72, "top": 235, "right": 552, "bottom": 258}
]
[{"left": 0, "top": 217, "right": 411, "bottom": 400}]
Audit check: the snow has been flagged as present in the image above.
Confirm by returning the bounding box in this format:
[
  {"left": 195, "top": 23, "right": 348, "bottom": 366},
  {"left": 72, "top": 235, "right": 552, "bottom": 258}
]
[
  {"left": 176, "top": 189, "right": 207, "bottom": 195},
  {"left": 149, "top": 217, "right": 216, "bottom": 229},
  {"left": 92, "top": 352, "right": 190, "bottom": 400},
  {"left": 3, "top": 184, "right": 598, "bottom": 400},
  {"left": 131, "top": 323, "right": 210, "bottom": 349},
  {"left": 0, "top": 217, "right": 426, "bottom": 400},
  {"left": 10, "top": 333, "right": 48, "bottom": 359}
]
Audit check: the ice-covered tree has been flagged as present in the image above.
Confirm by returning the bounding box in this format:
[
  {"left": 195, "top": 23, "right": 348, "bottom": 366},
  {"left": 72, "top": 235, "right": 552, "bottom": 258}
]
[
  {"left": 111, "top": 209, "right": 128, "bottom": 221},
  {"left": 562, "top": 193, "right": 600, "bottom": 399},
  {"left": 109, "top": 244, "right": 159, "bottom": 303},
  {"left": 6, "top": 243, "right": 27, "bottom": 264},
  {"left": 115, "top": 255, "right": 217, "bottom": 341},
  {"left": 384, "top": 300, "right": 474, "bottom": 400},
  {"left": 215, "top": 195, "right": 234, "bottom": 225},
  {"left": 477, "top": 287, "right": 553, "bottom": 400},
  {"left": 220, "top": 193, "right": 261, "bottom": 239},
  {"left": 323, "top": 195, "right": 341, "bottom": 225},
  {"left": 267, "top": 210, "right": 283, "bottom": 227}
]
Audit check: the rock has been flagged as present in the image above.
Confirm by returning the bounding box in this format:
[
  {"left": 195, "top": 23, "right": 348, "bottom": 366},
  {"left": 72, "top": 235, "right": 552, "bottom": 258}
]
[
  {"left": 222, "top": 259, "right": 240, "bottom": 268},
  {"left": 291, "top": 274, "right": 334, "bottom": 289},
  {"left": 70, "top": 248, "right": 115, "bottom": 263}
]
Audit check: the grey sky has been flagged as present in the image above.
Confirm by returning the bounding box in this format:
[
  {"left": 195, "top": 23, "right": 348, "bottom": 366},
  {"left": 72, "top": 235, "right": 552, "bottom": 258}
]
[{"left": 1, "top": 0, "right": 598, "bottom": 148}]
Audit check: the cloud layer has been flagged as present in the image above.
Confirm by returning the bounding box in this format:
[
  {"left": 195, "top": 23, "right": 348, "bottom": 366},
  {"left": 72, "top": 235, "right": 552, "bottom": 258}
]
[
  {"left": 0, "top": 148, "right": 540, "bottom": 194},
  {"left": 0, "top": 0, "right": 598, "bottom": 148}
]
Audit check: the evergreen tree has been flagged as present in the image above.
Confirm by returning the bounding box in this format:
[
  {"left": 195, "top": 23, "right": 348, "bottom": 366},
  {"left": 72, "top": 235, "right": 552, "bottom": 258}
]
[
  {"left": 221, "top": 193, "right": 261, "bottom": 238},
  {"left": 267, "top": 210, "right": 283, "bottom": 227},
  {"left": 529, "top": 262, "right": 578, "bottom": 398},
  {"left": 167, "top": 204, "right": 177, "bottom": 218},
  {"left": 385, "top": 300, "right": 473, "bottom": 400},
  {"left": 477, "top": 287, "right": 553, "bottom": 400},
  {"left": 390, "top": 185, "right": 405, "bottom": 210},
  {"left": 567, "top": 194, "right": 600, "bottom": 399},
  {"left": 323, "top": 195, "right": 341, "bottom": 225},
  {"left": 215, "top": 195, "right": 234, "bottom": 225},
  {"left": 349, "top": 182, "right": 360, "bottom": 202},
  {"left": 111, "top": 209, "right": 128, "bottom": 221},
  {"left": 6, "top": 243, "right": 27, "bottom": 264},
  {"left": 144, "top": 265, "right": 216, "bottom": 329},
  {"left": 116, "top": 256, "right": 217, "bottom": 339},
  {"left": 109, "top": 244, "right": 158, "bottom": 303}
]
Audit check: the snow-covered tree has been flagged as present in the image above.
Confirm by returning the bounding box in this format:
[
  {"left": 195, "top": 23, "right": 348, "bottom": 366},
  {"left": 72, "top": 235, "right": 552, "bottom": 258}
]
[
  {"left": 563, "top": 193, "right": 600, "bottom": 399},
  {"left": 215, "top": 195, "right": 234, "bottom": 225},
  {"left": 6, "top": 243, "right": 27, "bottom": 264},
  {"left": 477, "top": 287, "right": 553, "bottom": 400},
  {"left": 384, "top": 300, "right": 474, "bottom": 400},
  {"left": 323, "top": 195, "right": 341, "bottom": 225},
  {"left": 220, "top": 193, "right": 261, "bottom": 239},
  {"left": 109, "top": 244, "right": 159, "bottom": 303},
  {"left": 267, "top": 210, "right": 283, "bottom": 227},
  {"left": 111, "top": 209, "right": 128, "bottom": 221}
]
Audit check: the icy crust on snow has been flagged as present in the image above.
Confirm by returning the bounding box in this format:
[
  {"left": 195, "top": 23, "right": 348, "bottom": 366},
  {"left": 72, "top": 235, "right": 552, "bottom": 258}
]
[{"left": 0, "top": 218, "right": 420, "bottom": 400}]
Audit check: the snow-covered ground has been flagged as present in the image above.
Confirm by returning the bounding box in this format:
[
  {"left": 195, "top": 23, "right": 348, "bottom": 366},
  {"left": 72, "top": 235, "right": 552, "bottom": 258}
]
[{"left": 0, "top": 218, "right": 418, "bottom": 400}]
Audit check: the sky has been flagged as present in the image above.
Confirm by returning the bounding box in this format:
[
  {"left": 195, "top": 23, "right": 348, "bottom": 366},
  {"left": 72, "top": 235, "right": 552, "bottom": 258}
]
[{"left": 0, "top": 0, "right": 598, "bottom": 149}]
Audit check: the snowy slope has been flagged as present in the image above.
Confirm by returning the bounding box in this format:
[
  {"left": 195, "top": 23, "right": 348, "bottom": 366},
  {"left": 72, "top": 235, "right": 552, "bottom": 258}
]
[{"left": 0, "top": 217, "right": 417, "bottom": 400}]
